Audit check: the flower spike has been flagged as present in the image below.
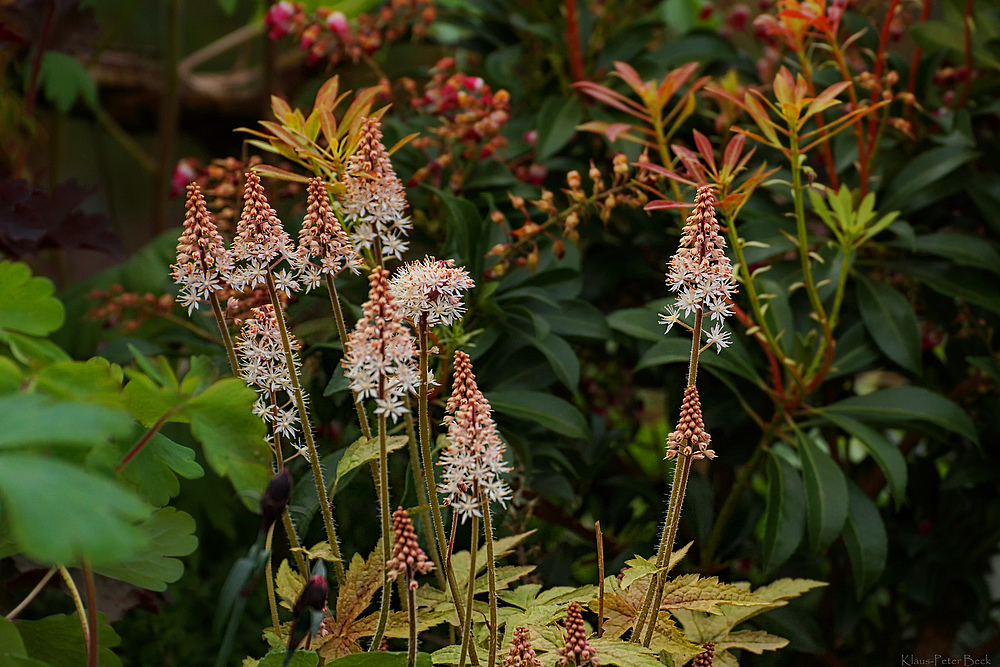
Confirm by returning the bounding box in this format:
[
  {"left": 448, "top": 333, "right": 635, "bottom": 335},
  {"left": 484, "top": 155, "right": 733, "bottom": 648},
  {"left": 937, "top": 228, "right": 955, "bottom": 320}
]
[
  {"left": 172, "top": 183, "right": 232, "bottom": 314},
  {"left": 297, "top": 177, "right": 361, "bottom": 291},
  {"left": 389, "top": 256, "right": 475, "bottom": 326}
]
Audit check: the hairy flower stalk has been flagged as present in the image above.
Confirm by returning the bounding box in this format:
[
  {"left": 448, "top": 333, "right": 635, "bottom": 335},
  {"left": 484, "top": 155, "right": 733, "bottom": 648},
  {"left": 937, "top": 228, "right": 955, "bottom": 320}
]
[
  {"left": 172, "top": 183, "right": 239, "bottom": 374},
  {"left": 441, "top": 351, "right": 511, "bottom": 667},
  {"left": 634, "top": 187, "right": 734, "bottom": 646},
  {"left": 386, "top": 507, "right": 434, "bottom": 667},
  {"left": 342, "top": 267, "right": 419, "bottom": 651},
  {"left": 298, "top": 177, "right": 372, "bottom": 441},
  {"left": 342, "top": 117, "right": 412, "bottom": 263},
  {"left": 233, "top": 172, "right": 345, "bottom": 585}
]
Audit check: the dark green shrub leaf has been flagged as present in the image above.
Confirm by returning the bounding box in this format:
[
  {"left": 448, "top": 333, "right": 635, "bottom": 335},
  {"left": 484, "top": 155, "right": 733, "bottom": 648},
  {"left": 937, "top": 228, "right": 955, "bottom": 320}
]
[
  {"left": 881, "top": 146, "right": 979, "bottom": 212},
  {"left": 855, "top": 276, "right": 921, "bottom": 373},
  {"left": 0, "top": 262, "right": 65, "bottom": 337},
  {"left": 842, "top": 482, "right": 888, "bottom": 597},
  {"left": 94, "top": 507, "right": 198, "bottom": 591},
  {"left": 38, "top": 52, "right": 99, "bottom": 113},
  {"left": 0, "top": 454, "right": 150, "bottom": 565},
  {"left": 637, "top": 337, "right": 764, "bottom": 387},
  {"left": 15, "top": 612, "right": 121, "bottom": 667},
  {"left": 816, "top": 411, "right": 907, "bottom": 508},
  {"left": 901, "top": 233, "right": 1000, "bottom": 276},
  {"left": 762, "top": 451, "right": 805, "bottom": 573},
  {"left": 258, "top": 650, "right": 319, "bottom": 667},
  {"left": 796, "top": 431, "right": 848, "bottom": 554},
  {"left": 825, "top": 386, "right": 977, "bottom": 444},
  {"left": 486, "top": 390, "right": 589, "bottom": 439},
  {"left": 535, "top": 97, "right": 583, "bottom": 160}
]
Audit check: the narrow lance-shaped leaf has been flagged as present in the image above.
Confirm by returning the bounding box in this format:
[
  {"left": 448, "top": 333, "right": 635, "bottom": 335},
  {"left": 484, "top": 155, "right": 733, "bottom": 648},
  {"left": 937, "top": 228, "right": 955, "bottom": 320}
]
[
  {"left": 762, "top": 450, "right": 805, "bottom": 573},
  {"left": 795, "top": 430, "right": 848, "bottom": 554}
]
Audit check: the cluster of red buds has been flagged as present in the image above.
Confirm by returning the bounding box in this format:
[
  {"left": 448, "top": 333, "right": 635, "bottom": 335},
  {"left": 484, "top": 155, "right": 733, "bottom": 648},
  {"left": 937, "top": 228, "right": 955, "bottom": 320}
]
[
  {"left": 170, "top": 156, "right": 301, "bottom": 234},
  {"left": 265, "top": 0, "right": 435, "bottom": 67},
  {"left": 404, "top": 58, "right": 511, "bottom": 192},
  {"left": 483, "top": 155, "right": 647, "bottom": 278},
  {"left": 88, "top": 285, "right": 175, "bottom": 333}
]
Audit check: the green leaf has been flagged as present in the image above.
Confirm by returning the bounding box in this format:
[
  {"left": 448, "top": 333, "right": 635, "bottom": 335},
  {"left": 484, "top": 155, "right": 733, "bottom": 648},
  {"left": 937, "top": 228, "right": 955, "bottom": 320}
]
[
  {"left": 0, "top": 454, "right": 151, "bottom": 565},
  {"left": 216, "top": 0, "right": 237, "bottom": 14},
  {"left": 762, "top": 451, "right": 805, "bottom": 573},
  {"left": 258, "top": 650, "right": 320, "bottom": 667},
  {"left": 855, "top": 276, "right": 922, "bottom": 373},
  {"left": 637, "top": 337, "right": 763, "bottom": 387},
  {"left": 38, "top": 51, "right": 99, "bottom": 113},
  {"left": 757, "top": 278, "right": 794, "bottom": 357},
  {"left": 842, "top": 482, "right": 887, "bottom": 597},
  {"left": 901, "top": 233, "right": 1000, "bottom": 276},
  {"left": 828, "top": 322, "right": 878, "bottom": 379},
  {"left": 607, "top": 306, "right": 664, "bottom": 342},
  {"left": 183, "top": 378, "right": 272, "bottom": 510},
  {"left": 0, "top": 617, "right": 26, "bottom": 657},
  {"left": 425, "top": 187, "right": 486, "bottom": 275},
  {"left": 588, "top": 638, "right": 666, "bottom": 667},
  {"left": 0, "top": 262, "right": 65, "bottom": 336},
  {"left": 894, "top": 261, "right": 1000, "bottom": 315},
  {"left": 795, "top": 431, "right": 848, "bottom": 554},
  {"left": 333, "top": 435, "right": 409, "bottom": 494},
  {"left": 881, "top": 146, "right": 979, "bottom": 212},
  {"left": 534, "top": 300, "right": 611, "bottom": 340},
  {"left": 15, "top": 612, "right": 121, "bottom": 667},
  {"left": 0, "top": 332, "right": 70, "bottom": 364},
  {"left": 122, "top": 373, "right": 187, "bottom": 427},
  {"left": 528, "top": 332, "right": 579, "bottom": 391},
  {"left": 34, "top": 359, "right": 124, "bottom": 406},
  {"left": 0, "top": 357, "right": 22, "bottom": 395},
  {"left": 825, "top": 386, "right": 978, "bottom": 444},
  {"left": 486, "top": 390, "right": 589, "bottom": 439},
  {"left": 94, "top": 507, "right": 198, "bottom": 591},
  {"left": 325, "top": 653, "right": 432, "bottom": 667},
  {"left": 117, "top": 431, "right": 204, "bottom": 507},
  {"left": 815, "top": 411, "right": 907, "bottom": 508},
  {"left": 0, "top": 394, "right": 133, "bottom": 449},
  {"left": 535, "top": 96, "right": 584, "bottom": 160}
]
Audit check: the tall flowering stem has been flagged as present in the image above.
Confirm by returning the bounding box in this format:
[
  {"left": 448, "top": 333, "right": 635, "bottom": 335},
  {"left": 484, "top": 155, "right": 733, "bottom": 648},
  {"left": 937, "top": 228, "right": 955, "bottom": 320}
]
[
  {"left": 441, "top": 350, "right": 511, "bottom": 667},
  {"left": 633, "top": 187, "right": 734, "bottom": 646},
  {"left": 232, "top": 171, "right": 346, "bottom": 585},
  {"left": 458, "top": 513, "right": 480, "bottom": 667},
  {"left": 172, "top": 183, "right": 239, "bottom": 375},
  {"left": 389, "top": 259, "right": 476, "bottom": 632},
  {"left": 387, "top": 507, "right": 434, "bottom": 667},
  {"left": 296, "top": 177, "right": 372, "bottom": 440},
  {"left": 342, "top": 267, "right": 420, "bottom": 650}
]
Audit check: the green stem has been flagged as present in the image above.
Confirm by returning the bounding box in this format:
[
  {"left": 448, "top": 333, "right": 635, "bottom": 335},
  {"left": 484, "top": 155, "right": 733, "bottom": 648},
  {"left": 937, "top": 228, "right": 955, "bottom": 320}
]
[
  {"left": 282, "top": 510, "right": 309, "bottom": 575},
  {"left": 479, "top": 491, "right": 498, "bottom": 667},
  {"left": 81, "top": 559, "right": 99, "bottom": 667},
  {"left": 326, "top": 274, "right": 372, "bottom": 440},
  {"left": 633, "top": 309, "right": 704, "bottom": 644},
  {"left": 265, "top": 525, "right": 282, "bottom": 640},
  {"left": 458, "top": 514, "right": 480, "bottom": 667},
  {"left": 405, "top": 393, "right": 447, "bottom": 592},
  {"left": 417, "top": 320, "right": 476, "bottom": 663},
  {"left": 407, "top": 579, "right": 418, "bottom": 667},
  {"left": 266, "top": 273, "right": 345, "bottom": 585},
  {"left": 4, "top": 567, "right": 56, "bottom": 620},
  {"left": 369, "top": 413, "right": 392, "bottom": 651},
  {"left": 210, "top": 292, "right": 240, "bottom": 376},
  {"left": 57, "top": 566, "right": 89, "bottom": 655}
]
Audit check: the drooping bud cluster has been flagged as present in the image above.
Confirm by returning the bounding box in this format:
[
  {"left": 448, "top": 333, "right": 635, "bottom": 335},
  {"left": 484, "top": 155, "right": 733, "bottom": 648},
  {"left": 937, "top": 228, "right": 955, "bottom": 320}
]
[
  {"left": 660, "top": 186, "right": 736, "bottom": 353},
  {"left": 386, "top": 507, "right": 434, "bottom": 588},
  {"left": 665, "top": 385, "right": 715, "bottom": 461},
  {"left": 230, "top": 172, "right": 299, "bottom": 292},
  {"left": 388, "top": 256, "right": 475, "bottom": 326},
  {"left": 438, "top": 351, "right": 511, "bottom": 521},
  {"left": 504, "top": 627, "right": 541, "bottom": 667},
  {"left": 172, "top": 183, "right": 232, "bottom": 314},
  {"left": 342, "top": 118, "right": 412, "bottom": 261},
  {"left": 235, "top": 304, "right": 304, "bottom": 444},
  {"left": 342, "top": 267, "right": 419, "bottom": 421},
  {"left": 297, "top": 177, "right": 361, "bottom": 291},
  {"left": 692, "top": 641, "right": 715, "bottom": 667},
  {"left": 260, "top": 468, "right": 293, "bottom": 535},
  {"left": 557, "top": 602, "right": 598, "bottom": 667}
]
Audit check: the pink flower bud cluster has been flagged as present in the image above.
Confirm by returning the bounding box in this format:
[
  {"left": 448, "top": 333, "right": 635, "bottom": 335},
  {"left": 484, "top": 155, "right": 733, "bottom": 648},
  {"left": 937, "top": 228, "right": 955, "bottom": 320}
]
[
  {"left": 389, "top": 256, "right": 475, "bottom": 326},
  {"left": 386, "top": 506, "right": 434, "bottom": 587},
  {"left": 297, "top": 177, "right": 361, "bottom": 292},
  {"left": 557, "top": 602, "right": 598, "bottom": 667},
  {"left": 230, "top": 172, "right": 301, "bottom": 293},
  {"left": 660, "top": 186, "right": 736, "bottom": 353},
  {"left": 342, "top": 267, "right": 419, "bottom": 421},
  {"left": 342, "top": 118, "right": 413, "bottom": 261},
  {"left": 665, "top": 385, "right": 715, "bottom": 461},
  {"left": 504, "top": 627, "right": 541, "bottom": 667},
  {"left": 438, "top": 351, "right": 511, "bottom": 521},
  {"left": 172, "top": 183, "right": 233, "bottom": 314},
  {"left": 236, "top": 304, "right": 304, "bottom": 445}
]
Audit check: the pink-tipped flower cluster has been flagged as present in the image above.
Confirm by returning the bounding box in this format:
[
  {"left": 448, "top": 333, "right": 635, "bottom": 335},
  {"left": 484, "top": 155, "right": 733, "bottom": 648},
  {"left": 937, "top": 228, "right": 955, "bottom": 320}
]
[
  {"left": 235, "top": 304, "right": 304, "bottom": 445},
  {"left": 389, "top": 256, "right": 475, "bottom": 326},
  {"left": 342, "top": 267, "right": 419, "bottom": 421},
  {"left": 557, "top": 602, "right": 598, "bottom": 667},
  {"left": 438, "top": 351, "right": 511, "bottom": 521},
  {"left": 172, "top": 183, "right": 232, "bottom": 314},
  {"left": 660, "top": 186, "right": 736, "bottom": 353},
  {"left": 342, "top": 118, "right": 413, "bottom": 261},
  {"left": 665, "top": 385, "right": 715, "bottom": 461},
  {"left": 386, "top": 506, "right": 434, "bottom": 587},
  {"left": 297, "top": 177, "right": 361, "bottom": 291},
  {"left": 230, "top": 172, "right": 300, "bottom": 293}
]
